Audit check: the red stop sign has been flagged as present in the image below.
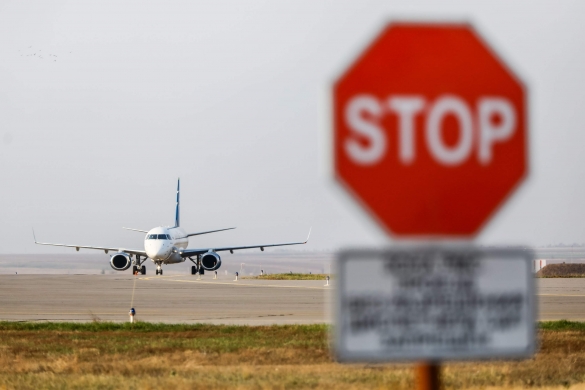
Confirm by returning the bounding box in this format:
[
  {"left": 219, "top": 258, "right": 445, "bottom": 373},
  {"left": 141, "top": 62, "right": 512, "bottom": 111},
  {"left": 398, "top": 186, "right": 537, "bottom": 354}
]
[{"left": 333, "top": 23, "right": 527, "bottom": 237}]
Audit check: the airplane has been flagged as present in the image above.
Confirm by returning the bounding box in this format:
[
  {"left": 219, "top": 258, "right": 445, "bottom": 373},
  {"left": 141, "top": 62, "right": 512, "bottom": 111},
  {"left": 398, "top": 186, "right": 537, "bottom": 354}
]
[{"left": 34, "top": 179, "right": 310, "bottom": 276}]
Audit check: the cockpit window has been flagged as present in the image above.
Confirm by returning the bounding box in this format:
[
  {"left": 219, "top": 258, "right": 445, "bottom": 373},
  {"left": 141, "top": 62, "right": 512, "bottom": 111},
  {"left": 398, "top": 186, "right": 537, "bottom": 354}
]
[{"left": 146, "top": 234, "right": 171, "bottom": 240}]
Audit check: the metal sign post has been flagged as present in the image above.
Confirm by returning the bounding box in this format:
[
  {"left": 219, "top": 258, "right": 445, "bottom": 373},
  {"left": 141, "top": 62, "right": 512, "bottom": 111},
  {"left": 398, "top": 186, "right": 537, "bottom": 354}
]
[{"left": 416, "top": 363, "right": 440, "bottom": 390}]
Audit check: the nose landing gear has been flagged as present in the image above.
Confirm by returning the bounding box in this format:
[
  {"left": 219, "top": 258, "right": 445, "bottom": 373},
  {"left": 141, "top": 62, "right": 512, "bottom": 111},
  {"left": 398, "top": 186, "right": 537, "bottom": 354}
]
[{"left": 156, "top": 264, "right": 163, "bottom": 276}]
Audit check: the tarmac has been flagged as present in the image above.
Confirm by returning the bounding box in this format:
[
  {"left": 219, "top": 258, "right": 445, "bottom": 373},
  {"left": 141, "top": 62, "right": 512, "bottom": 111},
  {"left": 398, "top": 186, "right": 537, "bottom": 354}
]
[
  {"left": 0, "top": 274, "right": 582, "bottom": 324},
  {"left": 0, "top": 274, "right": 331, "bottom": 324},
  {"left": 537, "top": 278, "right": 585, "bottom": 321}
]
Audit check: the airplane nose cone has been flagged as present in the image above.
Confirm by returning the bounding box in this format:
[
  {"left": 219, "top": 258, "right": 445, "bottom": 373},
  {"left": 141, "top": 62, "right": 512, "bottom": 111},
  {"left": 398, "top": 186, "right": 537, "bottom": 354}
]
[
  {"left": 146, "top": 242, "right": 168, "bottom": 260},
  {"left": 145, "top": 236, "right": 173, "bottom": 260},
  {"left": 145, "top": 246, "right": 158, "bottom": 259},
  {"left": 156, "top": 247, "right": 169, "bottom": 259},
  {"left": 146, "top": 243, "right": 165, "bottom": 260}
]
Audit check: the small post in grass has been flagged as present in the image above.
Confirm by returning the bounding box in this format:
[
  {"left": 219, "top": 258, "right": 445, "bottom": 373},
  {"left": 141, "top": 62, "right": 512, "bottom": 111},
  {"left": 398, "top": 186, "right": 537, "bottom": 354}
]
[
  {"left": 129, "top": 308, "right": 136, "bottom": 324},
  {"left": 416, "top": 362, "right": 440, "bottom": 390}
]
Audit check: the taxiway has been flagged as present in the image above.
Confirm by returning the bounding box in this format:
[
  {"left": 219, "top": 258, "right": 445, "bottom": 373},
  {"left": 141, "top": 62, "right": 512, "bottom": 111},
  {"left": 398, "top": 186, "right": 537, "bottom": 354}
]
[{"left": 0, "top": 275, "right": 582, "bottom": 323}]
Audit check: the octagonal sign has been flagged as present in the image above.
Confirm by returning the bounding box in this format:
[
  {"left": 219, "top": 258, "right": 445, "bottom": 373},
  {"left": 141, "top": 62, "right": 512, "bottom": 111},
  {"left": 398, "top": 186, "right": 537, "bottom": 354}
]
[{"left": 333, "top": 23, "right": 528, "bottom": 237}]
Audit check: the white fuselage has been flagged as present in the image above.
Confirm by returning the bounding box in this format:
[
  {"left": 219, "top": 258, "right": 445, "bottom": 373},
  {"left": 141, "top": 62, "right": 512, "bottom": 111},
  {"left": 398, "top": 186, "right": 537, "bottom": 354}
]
[{"left": 144, "top": 226, "right": 189, "bottom": 264}]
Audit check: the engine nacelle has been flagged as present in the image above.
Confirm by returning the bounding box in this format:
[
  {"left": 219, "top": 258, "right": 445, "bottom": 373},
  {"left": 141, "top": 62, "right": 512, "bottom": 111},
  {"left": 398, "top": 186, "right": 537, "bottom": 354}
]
[
  {"left": 110, "top": 252, "right": 132, "bottom": 271},
  {"left": 201, "top": 251, "right": 221, "bottom": 271}
]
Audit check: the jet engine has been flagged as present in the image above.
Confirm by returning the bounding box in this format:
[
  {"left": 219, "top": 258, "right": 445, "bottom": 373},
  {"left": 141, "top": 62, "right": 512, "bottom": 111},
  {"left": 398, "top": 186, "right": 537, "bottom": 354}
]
[
  {"left": 201, "top": 251, "right": 221, "bottom": 271},
  {"left": 110, "top": 252, "right": 132, "bottom": 271}
]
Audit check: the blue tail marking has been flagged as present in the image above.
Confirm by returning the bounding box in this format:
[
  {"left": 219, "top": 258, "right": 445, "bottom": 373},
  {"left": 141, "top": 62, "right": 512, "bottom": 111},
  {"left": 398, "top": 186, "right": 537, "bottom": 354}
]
[{"left": 175, "top": 178, "right": 180, "bottom": 227}]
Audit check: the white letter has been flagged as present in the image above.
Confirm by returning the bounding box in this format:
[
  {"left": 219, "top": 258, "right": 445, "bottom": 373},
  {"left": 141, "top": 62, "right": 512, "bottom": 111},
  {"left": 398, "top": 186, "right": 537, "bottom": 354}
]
[
  {"left": 344, "top": 95, "right": 385, "bottom": 165},
  {"left": 426, "top": 95, "right": 473, "bottom": 165},
  {"left": 388, "top": 96, "right": 425, "bottom": 164},
  {"left": 478, "top": 97, "right": 516, "bottom": 164}
]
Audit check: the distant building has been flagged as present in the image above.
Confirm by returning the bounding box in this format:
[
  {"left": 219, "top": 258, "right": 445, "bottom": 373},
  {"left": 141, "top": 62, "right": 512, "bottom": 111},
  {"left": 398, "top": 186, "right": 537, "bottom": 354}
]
[{"left": 534, "top": 259, "right": 546, "bottom": 272}]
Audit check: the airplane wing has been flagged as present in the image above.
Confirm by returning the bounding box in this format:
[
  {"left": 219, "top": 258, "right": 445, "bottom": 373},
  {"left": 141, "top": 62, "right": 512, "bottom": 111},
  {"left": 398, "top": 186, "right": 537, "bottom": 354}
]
[
  {"left": 33, "top": 231, "right": 146, "bottom": 256},
  {"left": 179, "top": 228, "right": 311, "bottom": 257},
  {"left": 179, "top": 227, "right": 236, "bottom": 238},
  {"left": 123, "top": 227, "right": 149, "bottom": 233}
]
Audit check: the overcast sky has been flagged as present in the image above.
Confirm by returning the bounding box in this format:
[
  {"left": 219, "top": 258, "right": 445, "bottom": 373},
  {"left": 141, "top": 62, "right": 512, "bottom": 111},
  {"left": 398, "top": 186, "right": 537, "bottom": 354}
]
[{"left": 1, "top": 0, "right": 584, "bottom": 253}]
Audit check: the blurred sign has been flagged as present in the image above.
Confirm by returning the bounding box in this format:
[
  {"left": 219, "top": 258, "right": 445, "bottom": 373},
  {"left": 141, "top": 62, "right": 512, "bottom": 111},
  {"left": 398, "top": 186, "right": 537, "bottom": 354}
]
[
  {"left": 335, "top": 247, "right": 535, "bottom": 362},
  {"left": 333, "top": 23, "right": 527, "bottom": 237}
]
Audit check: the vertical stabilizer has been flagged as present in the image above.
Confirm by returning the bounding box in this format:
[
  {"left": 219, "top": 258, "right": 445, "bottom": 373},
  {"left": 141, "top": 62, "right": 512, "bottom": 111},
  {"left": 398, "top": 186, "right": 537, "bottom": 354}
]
[{"left": 175, "top": 178, "right": 180, "bottom": 227}]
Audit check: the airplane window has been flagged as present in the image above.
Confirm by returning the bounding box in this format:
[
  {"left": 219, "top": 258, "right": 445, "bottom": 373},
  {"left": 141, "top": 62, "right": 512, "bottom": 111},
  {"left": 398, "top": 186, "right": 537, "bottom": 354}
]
[
  {"left": 158, "top": 234, "right": 167, "bottom": 240},
  {"left": 147, "top": 234, "right": 157, "bottom": 240}
]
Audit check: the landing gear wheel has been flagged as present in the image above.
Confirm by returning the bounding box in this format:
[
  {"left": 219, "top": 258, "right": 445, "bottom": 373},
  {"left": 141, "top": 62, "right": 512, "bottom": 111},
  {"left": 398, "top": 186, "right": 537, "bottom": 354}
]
[
  {"left": 191, "top": 265, "right": 197, "bottom": 275},
  {"left": 132, "top": 266, "right": 137, "bottom": 275},
  {"left": 156, "top": 269, "right": 159, "bottom": 275},
  {"left": 160, "top": 269, "right": 163, "bottom": 276},
  {"left": 141, "top": 266, "right": 146, "bottom": 275}
]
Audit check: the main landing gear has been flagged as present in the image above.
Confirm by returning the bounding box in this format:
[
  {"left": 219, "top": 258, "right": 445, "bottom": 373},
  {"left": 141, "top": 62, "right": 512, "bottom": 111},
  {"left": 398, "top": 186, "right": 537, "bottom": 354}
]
[
  {"left": 132, "top": 265, "right": 146, "bottom": 275},
  {"left": 133, "top": 256, "right": 147, "bottom": 275},
  {"left": 189, "top": 256, "right": 204, "bottom": 276}
]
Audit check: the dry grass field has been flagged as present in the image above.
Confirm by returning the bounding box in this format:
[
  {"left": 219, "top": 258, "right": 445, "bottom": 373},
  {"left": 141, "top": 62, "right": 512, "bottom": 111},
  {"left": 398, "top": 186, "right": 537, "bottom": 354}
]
[{"left": 1, "top": 321, "right": 585, "bottom": 389}]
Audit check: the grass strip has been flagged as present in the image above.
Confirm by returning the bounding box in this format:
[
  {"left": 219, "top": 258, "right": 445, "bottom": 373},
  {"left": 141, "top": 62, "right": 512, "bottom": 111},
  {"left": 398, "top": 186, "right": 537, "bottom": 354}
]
[
  {"left": 243, "top": 273, "right": 330, "bottom": 280},
  {"left": 539, "top": 319, "right": 585, "bottom": 331},
  {"left": 0, "top": 321, "right": 327, "bottom": 333},
  {"left": 2, "top": 320, "right": 584, "bottom": 332}
]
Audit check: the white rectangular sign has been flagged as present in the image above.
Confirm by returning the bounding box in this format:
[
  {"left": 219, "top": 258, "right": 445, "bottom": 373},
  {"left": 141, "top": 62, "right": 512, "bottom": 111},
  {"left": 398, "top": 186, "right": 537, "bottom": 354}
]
[{"left": 335, "top": 247, "right": 536, "bottom": 362}]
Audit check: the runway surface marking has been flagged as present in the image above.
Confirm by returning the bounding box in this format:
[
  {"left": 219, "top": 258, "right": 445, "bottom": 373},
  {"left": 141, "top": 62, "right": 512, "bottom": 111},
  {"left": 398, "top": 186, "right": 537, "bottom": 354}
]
[
  {"left": 139, "top": 276, "right": 329, "bottom": 290},
  {"left": 540, "top": 312, "right": 585, "bottom": 315},
  {"left": 538, "top": 294, "right": 585, "bottom": 297},
  {"left": 0, "top": 312, "right": 145, "bottom": 315},
  {"left": 541, "top": 318, "right": 585, "bottom": 321},
  {"left": 0, "top": 311, "right": 295, "bottom": 316}
]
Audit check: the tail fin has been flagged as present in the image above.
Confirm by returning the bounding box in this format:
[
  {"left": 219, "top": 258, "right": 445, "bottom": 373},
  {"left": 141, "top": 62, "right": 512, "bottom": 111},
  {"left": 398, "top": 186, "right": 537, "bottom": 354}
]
[{"left": 175, "top": 178, "right": 180, "bottom": 227}]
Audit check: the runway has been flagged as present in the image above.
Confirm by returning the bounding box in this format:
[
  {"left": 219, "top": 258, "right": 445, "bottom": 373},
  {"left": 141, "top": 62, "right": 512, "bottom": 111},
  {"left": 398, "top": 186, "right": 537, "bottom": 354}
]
[
  {"left": 0, "top": 274, "right": 583, "bottom": 324},
  {"left": 537, "top": 278, "right": 585, "bottom": 321},
  {"left": 0, "top": 274, "right": 331, "bottom": 324}
]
